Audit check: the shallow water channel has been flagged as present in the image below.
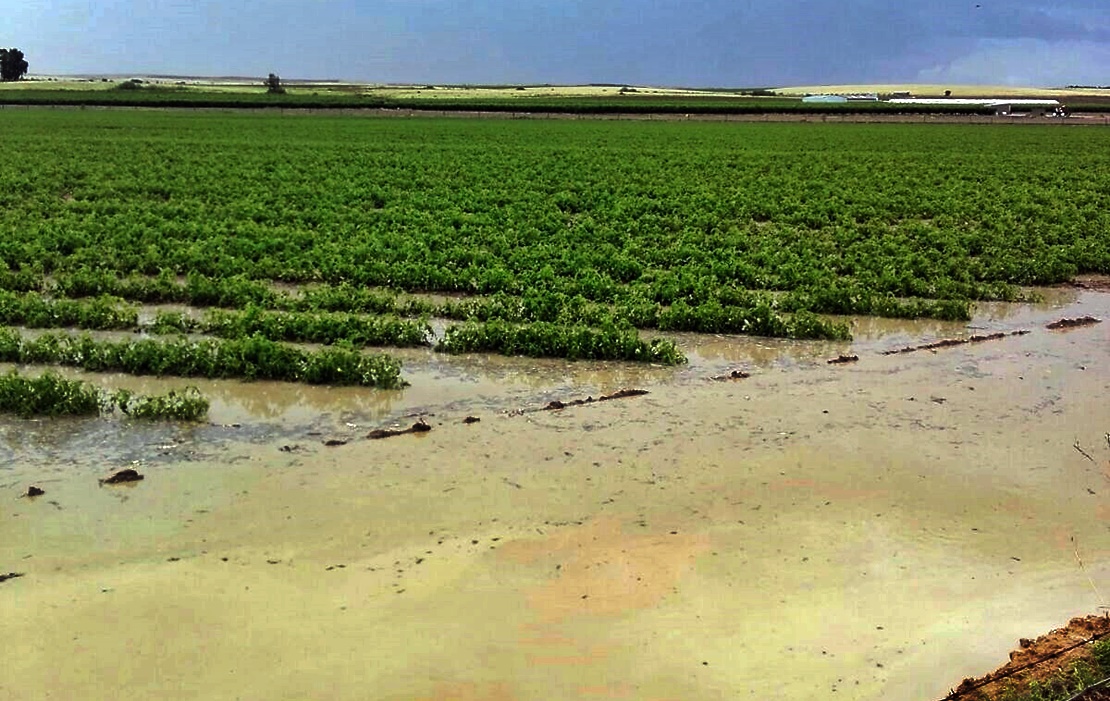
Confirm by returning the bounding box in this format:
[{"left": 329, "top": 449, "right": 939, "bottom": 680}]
[{"left": 2, "top": 290, "right": 1109, "bottom": 701}]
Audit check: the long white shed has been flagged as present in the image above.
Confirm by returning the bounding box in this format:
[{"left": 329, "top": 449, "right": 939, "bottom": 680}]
[{"left": 886, "top": 98, "right": 1062, "bottom": 115}]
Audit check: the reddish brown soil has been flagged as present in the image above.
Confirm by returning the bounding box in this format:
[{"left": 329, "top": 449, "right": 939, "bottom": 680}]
[
  {"left": 1067, "top": 275, "right": 1110, "bottom": 293},
  {"left": 943, "top": 614, "right": 1110, "bottom": 700},
  {"left": 1076, "top": 683, "right": 1110, "bottom": 700}
]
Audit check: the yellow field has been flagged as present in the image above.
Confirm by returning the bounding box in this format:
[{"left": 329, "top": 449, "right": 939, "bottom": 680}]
[
  {"left": 9, "top": 77, "right": 1109, "bottom": 102},
  {"left": 0, "top": 77, "right": 759, "bottom": 100}
]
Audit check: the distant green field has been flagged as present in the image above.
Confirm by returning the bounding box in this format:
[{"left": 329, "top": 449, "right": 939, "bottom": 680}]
[{"left": 0, "top": 110, "right": 1107, "bottom": 373}]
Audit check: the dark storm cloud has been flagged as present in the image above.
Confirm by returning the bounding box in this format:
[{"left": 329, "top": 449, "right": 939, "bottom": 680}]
[{"left": 8, "top": 1, "right": 1110, "bottom": 86}]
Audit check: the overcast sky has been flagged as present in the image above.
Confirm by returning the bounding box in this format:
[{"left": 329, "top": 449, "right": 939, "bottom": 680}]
[{"left": 6, "top": 1, "right": 1109, "bottom": 86}]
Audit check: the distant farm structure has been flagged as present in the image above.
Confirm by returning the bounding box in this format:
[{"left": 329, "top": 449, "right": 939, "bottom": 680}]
[
  {"left": 801, "top": 92, "right": 1064, "bottom": 116},
  {"left": 802, "top": 93, "right": 878, "bottom": 104},
  {"left": 887, "top": 98, "right": 1063, "bottom": 117}
]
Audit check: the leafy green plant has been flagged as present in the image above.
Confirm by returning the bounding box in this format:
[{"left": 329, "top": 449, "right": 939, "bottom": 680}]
[
  {"left": 437, "top": 320, "right": 686, "bottom": 365},
  {"left": 0, "top": 328, "right": 406, "bottom": 388},
  {"left": 0, "top": 291, "right": 138, "bottom": 330},
  {"left": 1, "top": 113, "right": 1105, "bottom": 364},
  {"left": 0, "top": 370, "right": 101, "bottom": 417},
  {"left": 0, "top": 370, "right": 209, "bottom": 420},
  {"left": 109, "top": 386, "right": 209, "bottom": 421}
]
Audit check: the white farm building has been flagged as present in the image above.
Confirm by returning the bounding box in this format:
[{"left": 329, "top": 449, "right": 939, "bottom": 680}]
[{"left": 887, "top": 98, "right": 1063, "bottom": 116}]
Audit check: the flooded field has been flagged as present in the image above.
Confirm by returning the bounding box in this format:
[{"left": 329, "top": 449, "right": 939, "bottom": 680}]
[{"left": 2, "top": 290, "right": 1108, "bottom": 701}]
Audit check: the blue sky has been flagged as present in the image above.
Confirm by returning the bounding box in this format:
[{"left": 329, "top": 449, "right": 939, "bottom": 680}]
[{"left": 6, "top": 1, "right": 1109, "bottom": 86}]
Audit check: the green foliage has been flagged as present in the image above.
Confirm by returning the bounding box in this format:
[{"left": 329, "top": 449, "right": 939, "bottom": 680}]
[
  {"left": 437, "top": 320, "right": 687, "bottom": 365},
  {"left": 0, "top": 370, "right": 100, "bottom": 417},
  {"left": 0, "top": 370, "right": 208, "bottom": 420},
  {"left": 657, "top": 299, "right": 851, "bottom": 340},
  {"left": 0, "top": 290, "right": 137, "bottom": 330},
  {"left": 198, "top": 306, "right": 432, "bottom": 348},
  {"left": 0, "top": 328, "right": 405, "bottom": 388},
  {"left": 109, "top": 386, "right": 209, "bottom": 421},
  {"left": 0, "top": 112, "right": 1106, "bottom": 363},
  {"left": 1093, "top": 639, "right": 1110, "bottom": 670},
  {"left": 0, "top": 48, "right": 29, "bottom": 82},
  {"left": 993, "top": 640, "right": 1110, "bottom": 701}
]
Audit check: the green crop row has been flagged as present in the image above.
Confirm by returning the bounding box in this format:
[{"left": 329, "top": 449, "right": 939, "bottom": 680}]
[
  {"left": 0, "top": 329, "right": 405, "bottom": 388},
  {"left": 0, "top": 112, "right": 1105, "bottom": 364},
  {"left": 0, "top": 272, "right": 970, "bottom": 345},
  {"left": 149, "top": 306, "right": 433, "bottom": 348},
  {"left": 436, "top": 320, "right": 687, "bottom": 365},
  {"left": 0, "top": 369, "right": 208, "bottom": 420},
  {"left": 0, "top": 290, "right": 138, "bottom": 330},
  {"left": 0, "top": 287, "right": 431, "bottom": 348},
  {"left": 105, "top": 386, "right": 210, "bottom": 421}
]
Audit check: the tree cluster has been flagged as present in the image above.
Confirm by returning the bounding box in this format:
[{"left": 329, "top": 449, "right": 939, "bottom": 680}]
[
  {"left": 0, "top": 48, "right": 28, "bottom": 81},
  {"left": 265, "top": 73, "right": 285, "bottom": 94}
]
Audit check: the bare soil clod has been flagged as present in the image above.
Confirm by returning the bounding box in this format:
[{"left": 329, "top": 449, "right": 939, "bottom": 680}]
[
  {"left": 1067, "top": 275, "right": 1110, "bottom": 293},
  {"left": 98, "top": 468, "right": 144, "bottom": 485},
  {"left": 535, "top": 388, "right": 651, "bottom": 413},
  {"left": 1046, "top": 316, "right": 1102, "bottom": 330},
  {"left": 942, "top": 614, "right": 1110, "bottom": 700},
  {"left": 882, "top": 330, "right": 1030, "bottom": 356},
  {"left": 367, "top": 419, "right": 432, "bottom": 440},
  {"left": 711, "top": 369, "right": 751, "bottom": 381}
]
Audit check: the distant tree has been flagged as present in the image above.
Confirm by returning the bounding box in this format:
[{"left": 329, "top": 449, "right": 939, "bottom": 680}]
[
  {"left": 0, "top": 48, "right": 29, "bottom": 82},
  {"left": 265, "top": 73, "right": 285, "bottom": 94}
]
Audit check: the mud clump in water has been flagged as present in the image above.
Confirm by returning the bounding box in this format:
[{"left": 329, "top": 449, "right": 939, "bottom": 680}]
[
  {"left": 529, "top": 388, "right": 650, "bottom": 414},
  {"left": 1046, "top": 316, "right": 1101, "bottom": 330},
  {"left": 23, "top": 486, "right": 45, "bottom": 498},
  {"left": 367, "top": 419, "right": 432, "bottom": 440},
  {"left": 462, "top": 416, "right": 481, "bottom": 424},
  {"left": 943, "top": 614, "right": 1110, "bottom": 700},
  {"left": 882, "top": 330, "right": 1030, "bottom": 356},
  {"left": 827, "top": 355, "right": 859, "bottom": 365},
  {"left": 711, "top": 369, "right": 751, "bottom": 381},
  {"left": 99, "top": 468, "right": 144, "bottom": 485}
]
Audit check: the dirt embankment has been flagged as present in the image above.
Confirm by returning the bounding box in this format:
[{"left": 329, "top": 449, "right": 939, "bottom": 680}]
[{"left": 943, "top": 614, "right": 1110, "bottom": 700}]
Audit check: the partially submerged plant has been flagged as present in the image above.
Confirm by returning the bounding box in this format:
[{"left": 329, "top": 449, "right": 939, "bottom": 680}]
[{"left": 0, "top": 370, "right": 210, "bottom": 421}]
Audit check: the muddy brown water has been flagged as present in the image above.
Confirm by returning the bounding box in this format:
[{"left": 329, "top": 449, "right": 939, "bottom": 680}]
[{"left": 1, "top": 290, "right": 1108, "bottom": 701}]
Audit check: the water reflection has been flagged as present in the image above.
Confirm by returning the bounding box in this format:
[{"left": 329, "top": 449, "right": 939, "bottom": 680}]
[{"left": 2, "top": 290, "right": 1106, "bottom": 468}]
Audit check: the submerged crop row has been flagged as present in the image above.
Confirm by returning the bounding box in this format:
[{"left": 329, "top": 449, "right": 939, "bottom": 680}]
[
  {"left": 0, "top": 273, "right": 959, "bottom": 342},
  {"left": 0, "top": 329, "right": 406, "bottom": 388},
  {"left": 0, "top": 369, "right": 208, "bottom": 420},
  {"left": 437, "top": 321, "right": 687, "bottom": 364},
  {"left": 0, "top": 111, "right": 1106, "bottom": 365}
]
